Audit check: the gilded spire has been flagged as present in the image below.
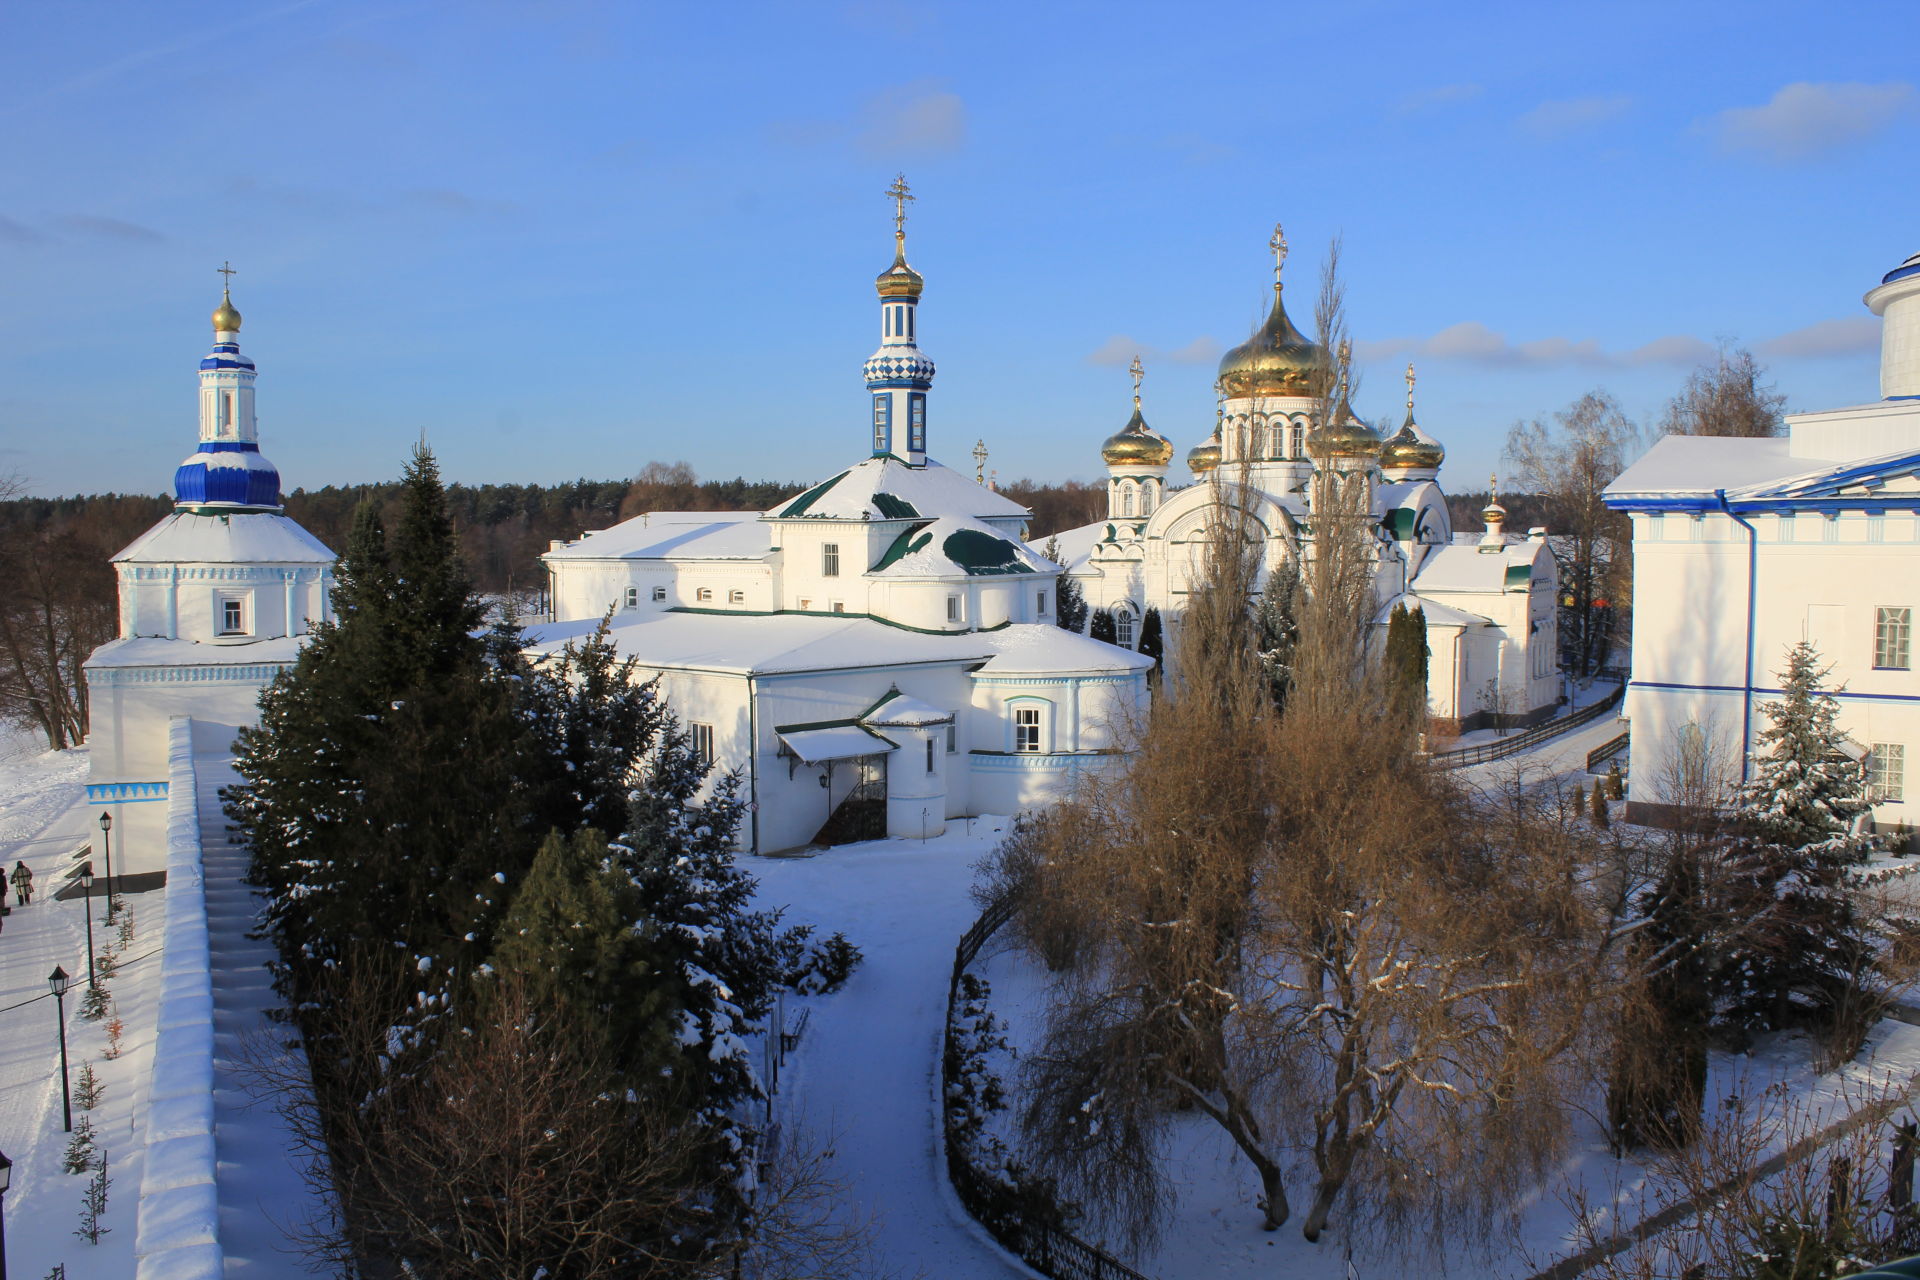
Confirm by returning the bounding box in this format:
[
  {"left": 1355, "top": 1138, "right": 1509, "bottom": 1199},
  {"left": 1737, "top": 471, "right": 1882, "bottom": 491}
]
[
  {"left": 875, "top": 174, "right": 925, "bottom": 300},
  {"left": 1269, "top": 222, "right": 1287, "bottom": 292},
  {"left": 1129, "top": 354, "right": 1144, "bottom": 409},
  {"left": 1406, "top": 361, "right": 1416, "bottom": 411},
  {"left": 887, "top": 173, "right": 914, "bottom": 252},
  {"left": 211, "top": 261, "right": 242, "bottom": 334}
]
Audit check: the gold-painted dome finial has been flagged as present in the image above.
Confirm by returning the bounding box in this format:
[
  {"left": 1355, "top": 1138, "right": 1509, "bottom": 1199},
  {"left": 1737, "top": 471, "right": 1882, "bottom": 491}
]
[
  {"left": 1101, "top": 354, "right": 1174, "bottom": 467},
  {"left": 1216, "top": 222, "right": 1321, "bottom": 398},
  {"left": 876, "top": 174, "right": 924, "bottom": 300},
  {"left": 1406, "top": 361, "right": 1416, "bottom": 410},
  {"left": 1269, "top": 222, "right": 1287, "bottom": 292},
  {"left": 1380, "top": 360, "right": 1446, "bottom": 472},
  {"left": 211, "top": 261, "right": 242, "bottom": 334}
]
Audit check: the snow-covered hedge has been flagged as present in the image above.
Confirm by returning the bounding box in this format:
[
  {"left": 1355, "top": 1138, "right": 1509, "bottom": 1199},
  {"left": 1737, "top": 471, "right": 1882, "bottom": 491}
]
[{"left": 132, "top": 716, "right": 224, "bottom": 1280}]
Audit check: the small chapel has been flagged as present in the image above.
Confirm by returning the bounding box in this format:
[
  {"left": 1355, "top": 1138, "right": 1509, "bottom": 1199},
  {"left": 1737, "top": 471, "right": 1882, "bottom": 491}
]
[{"left": 1042, "top": 226, "right": 1563, "bottom": 734}]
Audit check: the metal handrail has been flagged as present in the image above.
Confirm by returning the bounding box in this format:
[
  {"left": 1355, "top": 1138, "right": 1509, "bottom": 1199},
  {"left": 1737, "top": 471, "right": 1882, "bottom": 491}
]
[{"left": 1430, "top": 682, "right": 1626, "bottom": 769}]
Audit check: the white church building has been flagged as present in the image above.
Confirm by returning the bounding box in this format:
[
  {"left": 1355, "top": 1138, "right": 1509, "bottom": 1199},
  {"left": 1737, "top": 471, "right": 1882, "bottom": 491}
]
[
  {"left": 83, "top": 286, "right": 336, "bottom": 876},
  {"left": 534, "top": 183, "right": 1152, "bottom": 853},
  {"left": 1043, "top": 228, "right": 1561, "bottom": 734},
  {"left": 1606, "top": 248, "right": 1920, "bottom": 832}
]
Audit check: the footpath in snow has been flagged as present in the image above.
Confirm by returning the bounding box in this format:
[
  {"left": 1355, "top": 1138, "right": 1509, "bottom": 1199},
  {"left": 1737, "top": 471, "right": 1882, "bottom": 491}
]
[{"left": 751, "top": 819, "right": 1031, "bottom": 1280}]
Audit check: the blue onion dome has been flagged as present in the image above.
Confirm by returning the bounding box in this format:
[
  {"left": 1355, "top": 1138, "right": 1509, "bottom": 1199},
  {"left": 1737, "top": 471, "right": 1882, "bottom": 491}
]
[
  {"left": 174, "top": 445, "right": 282, "bottom": 510},
  {"left": 1101, "top": 402, "right": 1175, "bottom": 466},
  {"left": 1886, "top": 250, "right": 1920, "bottom": 285}
]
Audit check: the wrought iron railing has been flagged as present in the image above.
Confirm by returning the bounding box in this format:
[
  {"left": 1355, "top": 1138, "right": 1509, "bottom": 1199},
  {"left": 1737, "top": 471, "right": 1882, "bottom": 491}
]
[
  {"left": 1430, "top": 682, "right": 1626, "bottom": 769},
  {"left": 943, "top": 898, "right": 1153, "bottom": 1280},
  {"left": 1586, "top": 731, "right": 1631, "bottom": 773}
]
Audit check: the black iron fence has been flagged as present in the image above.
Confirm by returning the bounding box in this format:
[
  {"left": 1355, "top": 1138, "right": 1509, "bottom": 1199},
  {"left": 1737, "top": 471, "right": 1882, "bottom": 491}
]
[
  {"left": 943, "top": 898, "right": 1153, "bottom": 1280},
  {"left": 1586, "top": 731, "right": 1631, "bottom": 774},
  {"left": 1430, "top": 682, "right": 1626, "bottom": 769}
]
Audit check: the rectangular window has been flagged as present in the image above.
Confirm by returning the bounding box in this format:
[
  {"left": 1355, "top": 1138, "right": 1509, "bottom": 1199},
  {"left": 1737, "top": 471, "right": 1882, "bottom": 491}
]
[
  {"left": 651, "top": 585, "right": 666, "bottom": 602},
  {"left": 798, "top": 598, "right": 812, "bottom": 610},
  {"left": 624, "top": 587, "right": 638, "bottom": 609},
  {"left": 696, "top": 587, "right": 712, "bottom": 602},
  {"left": 1014, "top": 707, "right": 1042, "bottom": 753},
  {"left": 1037, "top": 591, "right": 1048, "bottom": 616},
  {"left": 946, "top": 595, "right": 960, "bottom": 623},
  {"left": 926, "top": 738, "right": 935, "bottom": 773},
  {"left": 691, "top": 723, "right": 715, "bottom": 767},
  {"left": 223, "top": 391, "right": 234, "bottom": 434},
  {"left": 946, "top": 723, "right": 957, "bottom": 753},
  {"left": 830, "top": 600, "right": 846, "bottom": 613},
  {"left": 822, "top": 543, "right": 840, "bottom": 577},
  {"left": 218, "top": 594, "right": 246, "bottom": 635},
  {"left": 873, "top": 396, "right": 891, "bottom": 452},
  {"left": 908, "top": 395, "right": 926, "bottom": 453},
  {"left": 1870, "top": 743, "right": 1905, "bottom": 803},
  {"left": 1876, "top": 607, "right": 1911, "bottom": 670},
  {"left": 728, "top": 589, "right": 745, "bottom": 604}
]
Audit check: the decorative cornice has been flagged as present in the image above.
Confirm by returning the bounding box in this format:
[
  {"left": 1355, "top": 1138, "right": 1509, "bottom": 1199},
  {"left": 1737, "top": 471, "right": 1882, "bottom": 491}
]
[
  {"left": 86, "top": 781, "right": 169, "bottom": 804},
  {"left": 86, "top": 660, "right": 293, "bottom": 687}
]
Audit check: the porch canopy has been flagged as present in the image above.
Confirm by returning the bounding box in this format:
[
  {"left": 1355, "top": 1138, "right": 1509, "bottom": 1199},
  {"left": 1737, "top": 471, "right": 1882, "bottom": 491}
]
[{"left": 776, "top": 724, "right": 898, "bottom": 765}]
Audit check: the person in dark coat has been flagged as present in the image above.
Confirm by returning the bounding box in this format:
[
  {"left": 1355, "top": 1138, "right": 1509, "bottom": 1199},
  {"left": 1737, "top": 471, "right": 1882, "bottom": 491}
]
[{"left": 10, "top": 860, "right": 32, "bottom": 905}]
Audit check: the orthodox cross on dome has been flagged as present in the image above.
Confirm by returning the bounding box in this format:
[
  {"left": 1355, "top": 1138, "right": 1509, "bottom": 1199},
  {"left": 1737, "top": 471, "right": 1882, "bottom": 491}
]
[
  {"left": 973, "top": 438, "right": 988, "bottom": 484},
  {"left": 1129, "top": 354, "right": 1144, "bottom": 408},
  {"left": 1406, "top": 361, "right": 1417, "bottom": 409},
  {"left": 217, "top": 261, "right": 237, "bottom": 288},
  {"left": 1269, "top": 222, "right": 1287, "bottom": 288},
  {"left": 886, "top": 173, "right": 914, "bottom": 241}
]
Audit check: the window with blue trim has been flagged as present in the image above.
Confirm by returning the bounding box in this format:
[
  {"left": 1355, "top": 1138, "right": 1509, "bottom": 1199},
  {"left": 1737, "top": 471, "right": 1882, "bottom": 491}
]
[
  {"left": 873, "top": 396, "right": 891, "bottom": 452},
  {"left": 908, "top": 394, "right": 926, "bottom": 453}
]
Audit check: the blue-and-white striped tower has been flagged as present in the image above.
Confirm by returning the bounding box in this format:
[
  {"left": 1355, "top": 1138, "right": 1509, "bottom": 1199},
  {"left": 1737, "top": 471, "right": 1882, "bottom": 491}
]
[
  {"left": 864, "top": 174, "right": 936, "bottom": 467},
  {"left": 172, "top": 271, "right": 282, "bottom": 511}
]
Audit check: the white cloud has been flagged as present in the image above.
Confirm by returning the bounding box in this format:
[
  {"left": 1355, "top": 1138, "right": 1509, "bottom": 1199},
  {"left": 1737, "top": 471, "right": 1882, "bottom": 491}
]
[
  {"left": 857, "top": 80, "right": 968, "bottom": 158},
  {"left": 1359, "top": 322, "right": 1711, "bottom": 368},
  {"left": 1396, "top": 83, "right": 1483, "bottom": 116},
  {"left": 1518, "top": 94, "right": 1633, "bottom": 137},
  {"left": 1087, "top": 335, "right": 1221, "bottom": 368},
  {"left": 1757, "top": 316, "right": 1881, "bottom": 358},
  {"left": 1707, "top": 81, "right": 1913, "bottom": 162}
]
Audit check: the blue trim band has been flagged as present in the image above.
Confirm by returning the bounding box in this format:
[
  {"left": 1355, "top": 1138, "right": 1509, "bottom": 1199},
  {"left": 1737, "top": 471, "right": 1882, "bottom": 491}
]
[
  {"left": 86, "top": 781, "right": 169, "bottom": 804},
  {"left": 1884, "top": 262, "right": 1920, "bottom": 285},
  {"left": 194, "top": 441, "right": 262, "bottom": 454}
]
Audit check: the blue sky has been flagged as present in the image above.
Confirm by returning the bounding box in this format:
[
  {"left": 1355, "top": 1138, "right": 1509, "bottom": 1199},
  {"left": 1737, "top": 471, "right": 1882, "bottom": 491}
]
[{"left": 1, "top": 0, "right": 1913, "bottom": 499}]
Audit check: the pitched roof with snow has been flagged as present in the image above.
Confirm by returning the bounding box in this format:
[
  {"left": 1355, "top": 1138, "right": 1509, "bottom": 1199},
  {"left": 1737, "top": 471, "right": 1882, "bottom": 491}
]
[
  {"left": 112, "top": 511, "right": 336, "bottom": 566},
  {"left": 1411, "top": 540, "right": 1544, "bottom": 594},
  {"left": 871, "top": 514, "right": 1055, "bottom": 578},
  {"left": 1603, "top": 436, "right": 1833, "bottom": 503},
  {"left": 863, "top": 691, "right": 955, "bottom": 726},
  {"left": 543, "top": 511, "right": 768, "bottom": 562},
  {"left": 770, "top": 456, "right": 1030, "bottom": 522},
  {"left": 85, "top": 634, "right": 309, "bottom": 669}
]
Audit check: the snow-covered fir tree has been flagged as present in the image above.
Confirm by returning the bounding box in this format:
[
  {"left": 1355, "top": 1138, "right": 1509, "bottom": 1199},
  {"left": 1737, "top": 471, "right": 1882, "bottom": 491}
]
[{"left": 1719, "top": 641, "right": 1881, "bottom": 1032}]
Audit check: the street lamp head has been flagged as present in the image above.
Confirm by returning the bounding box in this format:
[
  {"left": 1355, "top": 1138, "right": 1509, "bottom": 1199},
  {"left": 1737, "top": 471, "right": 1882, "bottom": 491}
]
[
  {"left": 49, "top": 965, "right": 71, "bottom": 997},
  {"left": 99, "top": 811, "right": 111, "bottom": 832},
  {"left": 79, "top": 860, "right": 94, "bottom": 888},
  {"left": 0, "top": 1144, "right": 12, "bottom": 1192}
]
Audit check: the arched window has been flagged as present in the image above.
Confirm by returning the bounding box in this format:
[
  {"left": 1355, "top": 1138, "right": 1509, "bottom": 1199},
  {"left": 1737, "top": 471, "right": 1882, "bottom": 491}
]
[
  {"left": 1289, "top": 422, "right": 1306, "bottom": 458},
  {"left": 1114, "top": 608, "right": 1136, "bottom": 649},
  {"left": 1121, "top": 483, "right": 1136, "bottom": 517},
  {"left": 1008, "top": 697, "right": 1053, "bottom": 753},
  {"left": 623, "top": 587, "right": 638, "bottom": 609},
  {"left": 1250, "top": 421, "right": 1266, "bottom": 459}
]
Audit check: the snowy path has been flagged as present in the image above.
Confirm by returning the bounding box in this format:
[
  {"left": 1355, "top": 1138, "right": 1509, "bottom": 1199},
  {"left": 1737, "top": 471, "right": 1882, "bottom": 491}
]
[
  {"left": 751, "top": 821, "right": 1032, "bottom": 1280},
  {"left": 196, "top": 755, "right": 320, "bottom": 1276},
  {"left": 0, "top": 735, "right": 161, "bottom": 1277}
]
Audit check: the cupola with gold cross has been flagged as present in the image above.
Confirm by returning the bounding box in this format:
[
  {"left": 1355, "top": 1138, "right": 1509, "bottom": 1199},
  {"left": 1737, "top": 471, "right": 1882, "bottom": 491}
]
[
  {"left": 1216, "top": 224, "right": 1324, "bottom": 400},
  {"left": 1379, "top": 362, "right": 1447, "bottom": 481},
  {"left": 863, "top": 173, "right": 937, "bottom": 466},
  {"left": 1102, "top": 356, "right": 1173, "bottom": 521},
  {"left": 173, "top": 263, "right": 283, "bottom": 511}
]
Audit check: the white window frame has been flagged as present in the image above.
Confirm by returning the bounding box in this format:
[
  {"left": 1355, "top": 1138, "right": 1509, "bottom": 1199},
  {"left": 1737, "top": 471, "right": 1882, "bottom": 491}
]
[
  {"left": 1114, "top": 608, "right": 1136, "bottom": 649},
  {"left": 947, "top": 595, "right": 961, "bottom": 623},
  {"left": 1009, "top": 697, "right": 1053, "bottom": 754},
  {"left": 946, "top": 723, "right": 957, "bottom": 753},
  {"left": 691, "top": 722, "right": 715, "bottom": 767},
  {"left": 925, "top": 737, "right": 936, "bottom": 773},
  {"left": 696, "top": 587, "right": 713, "bottom": 602},
  {"left": 215, "top": 589, "right": 250, "bottom": 636},
  {"left": 1870, "top": 743, "right": 1905, "bottom": 803},
  {"left": 624, "top": 587, "right": 639, "bottom": 610},
  {"left": 823, "top": 543, "right": 840, "bottom": 577},
  {"left": 651, "top": 585, "right": 667, "bottom": 602},
  {"left": 1876, "top": 606, "right": 1911, "bottom": 670},
  {"left": 729, "top": 589, "right": 745, "bottom": 604},
  {"left": 1037, "top": 590, "right": 1048, "bottom": 617}
]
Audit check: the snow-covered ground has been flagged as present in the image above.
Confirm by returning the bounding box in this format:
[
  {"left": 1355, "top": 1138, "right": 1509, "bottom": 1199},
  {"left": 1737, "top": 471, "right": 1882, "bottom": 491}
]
[
  {"left": 750, "top": 820, "right": 1032, "bottom": 1280},
  {"left": 0, "top": 724, "right": 162, "bottom": 1278}
]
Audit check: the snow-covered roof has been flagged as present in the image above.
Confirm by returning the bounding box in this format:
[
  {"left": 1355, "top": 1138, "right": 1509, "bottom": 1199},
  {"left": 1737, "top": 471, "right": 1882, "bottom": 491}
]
[
  {"left": 871, "top": 514, "right": 1054, "bottom": 579},
  {"left": 524, "top": 612, "right": 1149, "bottom": 678},
  {"left": 1375, "top": 592, "right": 1490, "bottom": 630},
  {"left": 1604, "top": 436, "right": 1837, "bottom": 501},
  {"left": 113, "top": 512, "right": 335, "bottom": 566},
  {"left": 84, "top": 635, "right": 307, "bottom": 669},
  {"left": 777, "top": 724, "right": 897, "bottom": 763},
  {"left": 544, "top": 511, "right": 767, "bottom": 562},
  {"left": 769, "top": 456, "right": 1030, "bottom": 522},
  {"left": 1027, "top": 521, "right": 1109, "bottom": 573},
  {"left": 1411, "top": 541, "right": 1541, "bottom": 594},
  {"left": 863, "top": 692, "right": 956, "bottom": 726}
]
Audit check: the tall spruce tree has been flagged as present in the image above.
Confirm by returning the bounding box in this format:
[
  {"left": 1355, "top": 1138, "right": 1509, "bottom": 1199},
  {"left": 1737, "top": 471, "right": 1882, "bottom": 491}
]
[
  {"left": 1137, "top": 607, "right": 1164, "bottom": 668},
  {"left": 1255, "top": 557, "right": 1302, "bottom": 711},
  {"left": 1608, "top": 846, "right": 1712, "bottom": 1149},
  {"left": 1089, "top": 608, "right": 1117, "bottom": 644},
  {"left": 1719, "top": 642, "right": 1880, "bottom": 1031},
  {"left": 1383, "top": 603, "right": 1429, "bottom": 725},
  {"left": 1043, "top": 537, "right": 1089, "bottom": 634}
]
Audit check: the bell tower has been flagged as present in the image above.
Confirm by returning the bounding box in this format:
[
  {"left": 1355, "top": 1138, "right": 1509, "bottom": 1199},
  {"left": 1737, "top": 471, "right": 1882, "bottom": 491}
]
[{"left": 864, "top": 174, "right": 937, "bottom": 466}]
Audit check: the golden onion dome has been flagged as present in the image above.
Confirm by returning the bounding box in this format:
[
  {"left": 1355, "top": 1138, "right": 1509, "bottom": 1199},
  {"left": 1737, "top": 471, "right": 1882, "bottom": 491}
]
[
  {"left": 875, "top": 234, "right": 925, "bottom": 300},
  {"left": 1217, "top": 287, "right": 1322, "bottom": 399},
  {"left": 1381, "top": 424, "right": 1445, "bottom": 471},
  {"left": 1307, "top": 395, "right": 1382, "bottom": 461},
  {"left": 1101, "top": 402, "right": 1175, "bottom": 467},
  {"left": 211, "top": 288, "right": 242, "bottom": 334},
  {"left": 1187, "top": 430, "right": 1222, "bottom": 476}
]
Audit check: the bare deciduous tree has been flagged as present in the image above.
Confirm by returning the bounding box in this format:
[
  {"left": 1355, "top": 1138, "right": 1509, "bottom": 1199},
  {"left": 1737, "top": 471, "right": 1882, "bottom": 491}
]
[{"left": 1660, "top": 347, "right": 1787, "bottom": 439}]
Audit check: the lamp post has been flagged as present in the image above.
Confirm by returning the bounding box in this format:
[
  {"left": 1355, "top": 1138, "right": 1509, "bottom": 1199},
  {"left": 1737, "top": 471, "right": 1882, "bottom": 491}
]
[
  {"left": 97, "top": 811, "right": 114, "bottom": 920},
  {"left": 49, "top": 965, "right": 72, "bottom": 1133},
  {"left": 78, "top": 862, "right": 96, "bottom": 989},
  {"left": 0, "top": 1145, "right": 12, "bottom": 1280}
]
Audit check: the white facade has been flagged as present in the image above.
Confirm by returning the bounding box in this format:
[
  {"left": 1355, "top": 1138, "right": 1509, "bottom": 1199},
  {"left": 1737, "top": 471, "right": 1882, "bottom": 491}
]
[
  {"left": 1605, "top": 247, "right": 1920, "bottom": 830},
  {"left": 83, "top": 293, "right": 336, "bottom": 875},
  {"left": 1045, "top": 233, "right": 1560, "bottom": 734},
  {"left": 539, "top": 193, "right": 1153, "bottom": 852}
]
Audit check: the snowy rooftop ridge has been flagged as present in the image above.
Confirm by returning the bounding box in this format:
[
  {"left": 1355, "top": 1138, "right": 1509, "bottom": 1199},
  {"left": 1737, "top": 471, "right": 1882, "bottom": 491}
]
[
  {"left": 769, "top": 456, "right": 1029, "bottom": 522},
  {"left": 113, "top": 511, "right": 336, "bottom": 566}
]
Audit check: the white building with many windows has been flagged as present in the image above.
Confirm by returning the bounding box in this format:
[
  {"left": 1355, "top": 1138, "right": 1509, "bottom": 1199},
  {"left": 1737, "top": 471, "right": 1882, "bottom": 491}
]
[
  {"left": 1605, "top": 247, "right": 1920, "bottom": 830},
  {"left": 536, "top": 183, "right": 1151, "bottom": 852}
]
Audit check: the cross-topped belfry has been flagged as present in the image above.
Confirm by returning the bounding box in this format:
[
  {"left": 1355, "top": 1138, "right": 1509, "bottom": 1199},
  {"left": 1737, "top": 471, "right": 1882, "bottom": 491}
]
[{"left": 867, "top": 174, "right": 935, "bottom": 465}]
